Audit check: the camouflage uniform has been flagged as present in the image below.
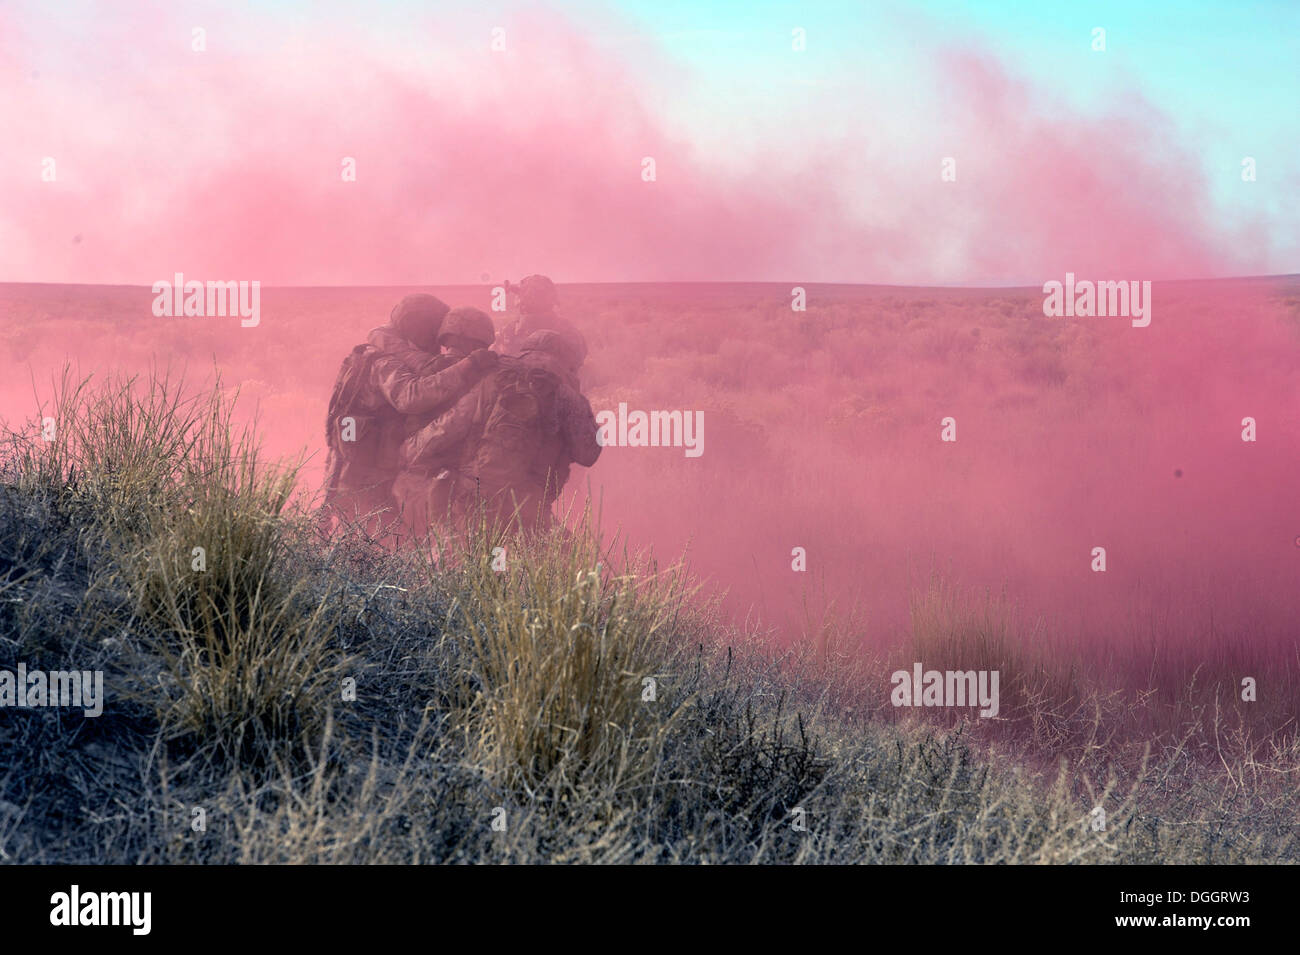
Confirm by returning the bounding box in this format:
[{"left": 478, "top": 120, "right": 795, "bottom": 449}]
[
  {"left": 321, "top": 294, "right": 495, "bottom": 539},
  {"left": 389, "top": 306, "right": 499, "bottom": 540},
  {"left": 496, "top": 275, "right": 588, "bottom": 371},
  {"left": 400, "top": 330, "right": 601, "bottom": 535},
  {"left": 516, "top": 330, "right": 587, "bottom": 504}
]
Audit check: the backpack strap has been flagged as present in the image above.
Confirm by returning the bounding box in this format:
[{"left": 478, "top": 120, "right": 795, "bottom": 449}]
[{"left": 326, "top": 344, "right": 374, "bottom": 440}]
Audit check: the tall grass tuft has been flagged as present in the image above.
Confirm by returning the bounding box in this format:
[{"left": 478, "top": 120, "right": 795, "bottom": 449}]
[
  {"left": 14, "top": 367, "right": 345, "bottom": 759},
  {"left": 436, "top": 506, "right": 695, "bottom": 803}
]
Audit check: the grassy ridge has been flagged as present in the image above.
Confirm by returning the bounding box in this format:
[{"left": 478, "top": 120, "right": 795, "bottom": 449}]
[{"left": 0, "top": 372, "right": 1295, "bottom": 863}]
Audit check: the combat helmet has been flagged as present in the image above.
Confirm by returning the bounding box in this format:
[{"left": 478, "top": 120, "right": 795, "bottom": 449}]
[
  {"left": 516, "top": 275, "right": 559, "bottom": 314},
  {"left": 390, "top": 293, "right": 450, "bottom": 352},
  {"left": 519, "top": 328, "right": 581, "bottom": 376},
  {"left": 438, "top": 306, "right": 496, "bottom": 348}
]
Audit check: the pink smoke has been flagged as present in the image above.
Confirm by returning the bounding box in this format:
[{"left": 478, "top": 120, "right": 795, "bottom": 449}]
[{"left": 0, "top": 5, "right": 1277, "bottom": 286}]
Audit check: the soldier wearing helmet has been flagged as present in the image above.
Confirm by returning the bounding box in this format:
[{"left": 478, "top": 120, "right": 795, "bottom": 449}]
[
  {"left": 401, "top": 326, "right": 601, "bottom": 536},
  {"left": 439, "top": 306, "right": 497, "bottom": 360},
  {"left": 514, "top": 328, "right": 592, "bottom": 509},
  {"left": 517, "top": 328, "right": 583, "bottom": 389},
  {"left": 387, "top": 305, "right": 504, "bottom": 543},
  {"left": 388, "top": 293, "right": 447, "bottom": 354},
  {"left": 320, "top": 294, "right": 497, "bottom": 541},
  {"left": 497, "top": 275, "right": 589, "bottom": 373}
]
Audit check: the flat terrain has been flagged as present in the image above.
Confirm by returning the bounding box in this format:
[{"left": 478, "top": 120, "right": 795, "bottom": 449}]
[
  {"left": 4, "top": 278, "right": 1298, "bottom": 643},
  {"left": 0, "top": 280, "right": 1297, "bottom": 863}
]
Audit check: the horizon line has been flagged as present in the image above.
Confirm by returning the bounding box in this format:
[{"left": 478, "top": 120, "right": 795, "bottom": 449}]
[{"left": 2, "top": 273, "right": 1298, "bottom": 293}]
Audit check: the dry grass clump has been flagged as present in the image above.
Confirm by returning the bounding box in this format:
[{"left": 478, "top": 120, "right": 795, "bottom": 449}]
[
  {"left": 432, "top": 512, "right": 694, "bottom": 802},
  {"left": 10, "top": 369, "right": 345, "bottom": 760}
]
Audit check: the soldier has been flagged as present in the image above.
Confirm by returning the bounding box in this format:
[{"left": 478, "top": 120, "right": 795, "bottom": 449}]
[
  {"left": 516, "top": 329, "right": 587, "bottom": 510},
  {"left": 320, "top": 293, "right": 497, "bottom": 539},
  {"left": 389, "top": 305, "right": 497, "bottom": 540},
  {"left": 496, "top": 275, "right": 588, "bottom": 372},
  {"left": 438, "top": 306, "right": 497, "bottom": 362},
  {"left": 401, "top": 328, "right": 601, "bottom": 536}
]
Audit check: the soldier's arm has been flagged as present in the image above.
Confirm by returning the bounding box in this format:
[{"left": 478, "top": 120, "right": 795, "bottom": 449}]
[
  {"left": 559, "top": 388, "right": 601, "bottom": 468},
  {"left": 372, "top": 351, "right": 493, "bottom": 415},
  {"left": 400, "top": 392, "right": 477, "bottom": 469}
]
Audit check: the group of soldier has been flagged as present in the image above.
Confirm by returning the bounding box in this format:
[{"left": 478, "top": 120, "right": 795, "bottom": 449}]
[{"left": 319, "top": 275, "right": 601, "bottom": 544}]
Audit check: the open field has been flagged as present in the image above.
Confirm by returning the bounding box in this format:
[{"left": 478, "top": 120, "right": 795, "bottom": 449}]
[{"left": 1, "top": 279, "right": 1298, "bottom": 862}]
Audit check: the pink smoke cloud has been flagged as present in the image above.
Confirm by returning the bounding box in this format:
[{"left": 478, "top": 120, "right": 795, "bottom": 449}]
[{"left": 0, "top": 4, "right": 1278, "bottom": 286}]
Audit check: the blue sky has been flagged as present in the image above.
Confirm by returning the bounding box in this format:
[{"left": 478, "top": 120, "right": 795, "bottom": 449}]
[{"left": 609, "top": 0, "right": 1296, "bottom": 228}]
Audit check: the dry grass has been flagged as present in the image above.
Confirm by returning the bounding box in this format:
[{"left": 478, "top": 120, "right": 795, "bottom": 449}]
[
  {"left": 437, "top": 517, "right": 694, "bottom": 801},
  {"left": 0, "top": 371, "right": 1296, "bottom": 864}
]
